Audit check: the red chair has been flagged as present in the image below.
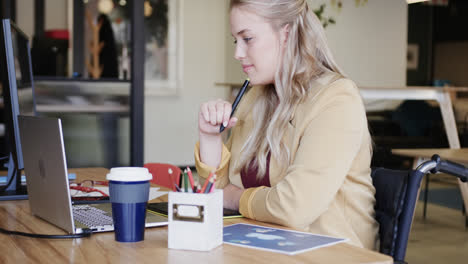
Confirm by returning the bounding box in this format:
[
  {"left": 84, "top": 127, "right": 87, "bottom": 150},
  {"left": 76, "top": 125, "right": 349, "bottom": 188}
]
[{"left": 143, "top": 163, "right": 181, "bottom": 191}]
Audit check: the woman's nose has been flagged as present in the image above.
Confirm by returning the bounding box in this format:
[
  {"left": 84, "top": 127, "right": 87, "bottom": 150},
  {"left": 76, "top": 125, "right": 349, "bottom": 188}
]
[{"left": 234, "top": 43, "right": 245, "bottom": 61}]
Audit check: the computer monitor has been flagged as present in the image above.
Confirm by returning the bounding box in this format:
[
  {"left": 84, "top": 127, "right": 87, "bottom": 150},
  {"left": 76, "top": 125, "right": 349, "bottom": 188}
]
[{"left": 0, "top": 19, "right": 36, "bottom": 200}]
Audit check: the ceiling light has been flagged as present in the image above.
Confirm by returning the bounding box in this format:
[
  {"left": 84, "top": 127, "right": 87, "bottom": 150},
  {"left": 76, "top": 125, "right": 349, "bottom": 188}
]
[
  {"left": 407, "top": 0, "right": 430, "bottom": 4},
  {"left": 98, "top": 0, "right": 114, "bottom": 14}
]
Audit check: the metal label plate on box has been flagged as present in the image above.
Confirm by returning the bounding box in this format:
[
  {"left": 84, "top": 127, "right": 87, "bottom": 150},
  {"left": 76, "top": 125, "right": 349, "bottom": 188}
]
[{"left": 173, "top": 203, "right": 204, "bottom": 222}]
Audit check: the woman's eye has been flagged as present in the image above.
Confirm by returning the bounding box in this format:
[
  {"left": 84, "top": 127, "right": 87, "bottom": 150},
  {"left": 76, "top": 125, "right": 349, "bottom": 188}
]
[{"left": 233, "top": 37, "right": 252, "bottom": 44}]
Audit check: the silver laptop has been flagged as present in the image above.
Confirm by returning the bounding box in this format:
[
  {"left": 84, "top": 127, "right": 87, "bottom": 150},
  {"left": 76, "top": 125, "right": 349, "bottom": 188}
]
[{"left": 18, "top": 115, "right": 168, "bottom": 234}]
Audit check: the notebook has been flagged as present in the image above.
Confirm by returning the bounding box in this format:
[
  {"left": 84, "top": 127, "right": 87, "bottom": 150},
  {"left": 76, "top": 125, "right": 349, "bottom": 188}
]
[
  {"left": 18, "top": 115, "right": 168, "bottom": 234},
  {"left": 147, "top": 202, "right": 243, "bottom": 219}
]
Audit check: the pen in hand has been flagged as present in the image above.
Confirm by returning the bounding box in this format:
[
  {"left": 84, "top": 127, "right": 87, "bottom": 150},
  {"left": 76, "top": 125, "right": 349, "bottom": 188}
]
[{"left": 220, "top": 78, "right": 250, "bottom": 133}]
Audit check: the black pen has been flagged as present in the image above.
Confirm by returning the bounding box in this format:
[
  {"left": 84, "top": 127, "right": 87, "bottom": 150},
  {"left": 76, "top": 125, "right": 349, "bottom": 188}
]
[{"left": 220, "top": 78, "right": 250, "bottom": 132}]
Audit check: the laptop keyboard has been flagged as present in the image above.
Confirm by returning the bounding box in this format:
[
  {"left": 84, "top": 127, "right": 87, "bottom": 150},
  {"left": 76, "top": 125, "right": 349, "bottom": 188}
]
[{"left": 73, "top": 205, "right": 114, "bottom": 228}]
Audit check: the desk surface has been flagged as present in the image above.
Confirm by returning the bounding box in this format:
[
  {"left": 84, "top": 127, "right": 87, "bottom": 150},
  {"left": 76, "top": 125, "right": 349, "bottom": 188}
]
[
  {"left": 0, "top": 168, "right": 392, "bottom": 264},
  {"left": 392, "top": 148, "right": 468, "bottom": 164},
  {"left": 392, "top": 148, "right": 468, "bottom": 217}
]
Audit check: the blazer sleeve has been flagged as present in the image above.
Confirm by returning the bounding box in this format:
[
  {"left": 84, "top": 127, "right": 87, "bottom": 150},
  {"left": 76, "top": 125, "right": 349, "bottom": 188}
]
[
  {"left": 194, "top": 134, "right": 233, "bottom": 188},
  {"left": 239, "top": 80, "right": 368, "bottom": 228},
  {"left": 194, "top": 86, "right": 260, "bottom": 189}
]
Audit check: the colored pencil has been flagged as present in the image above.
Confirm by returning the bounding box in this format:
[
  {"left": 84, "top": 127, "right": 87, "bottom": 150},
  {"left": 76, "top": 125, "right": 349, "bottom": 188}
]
[
  {"left": 209, "top": 175, "right": 216, "bottom": 193},
  {"left": 187, "top": 167, "right": 195, "bottom": 192},
  {"left": 183, "top": 169, "right": 189, "bottom": 192},
  {"left": 204, "top": 175, "right": 216, "bottom": 194},
  {"left": 200, "top": 172, "right": 214, "bottom": 193}
]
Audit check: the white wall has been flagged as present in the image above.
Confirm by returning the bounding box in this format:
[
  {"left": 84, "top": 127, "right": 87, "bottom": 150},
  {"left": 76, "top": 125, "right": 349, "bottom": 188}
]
[
  {"left": 16, "top": 0, "right": 34, "bottom": 38},
  {"left": 144, "top": 0, "right": 230, "bottom": 166},
  {"left": 44, "top": 0, "right": 68, "bottom": 31},
  {"left": 225, "top": 0, "right": 408, "bottom": 87},
  {"left": 16, "top": 0, "right": 68, "bottom": 39},
  {"left": 323, "top": 0, "right": 407, "bottom": 87}
]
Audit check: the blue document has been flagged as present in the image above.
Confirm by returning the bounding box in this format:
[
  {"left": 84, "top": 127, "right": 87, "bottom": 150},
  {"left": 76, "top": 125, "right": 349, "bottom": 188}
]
[{"left": 223, "top": 223, "right": 347, "bottom": 255}]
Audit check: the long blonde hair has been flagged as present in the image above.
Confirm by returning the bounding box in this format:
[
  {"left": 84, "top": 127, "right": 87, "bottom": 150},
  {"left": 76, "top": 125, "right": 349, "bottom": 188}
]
[{"left": 230, "top": 0, "right": 344, "bottom": 179}]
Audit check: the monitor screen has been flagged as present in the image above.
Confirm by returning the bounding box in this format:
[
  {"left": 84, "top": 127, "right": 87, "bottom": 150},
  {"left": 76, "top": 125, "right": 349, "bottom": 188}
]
[
  {"left": 0, "top": 19, "right": 36, "bottom": 175},
  {"left": 11, "top": 23, "right": 35, "bottom": 116}
]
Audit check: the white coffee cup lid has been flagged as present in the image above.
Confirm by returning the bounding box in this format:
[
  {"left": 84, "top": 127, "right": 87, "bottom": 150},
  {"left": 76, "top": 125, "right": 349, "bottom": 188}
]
[{"left": 106, "top": 167, "right": 153, "bottom": 182}]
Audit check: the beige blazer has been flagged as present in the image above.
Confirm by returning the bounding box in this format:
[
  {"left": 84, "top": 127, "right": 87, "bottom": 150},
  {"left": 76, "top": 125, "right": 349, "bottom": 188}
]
[{"left": 195, "top": 72, "right": 379, "bottom": 249}]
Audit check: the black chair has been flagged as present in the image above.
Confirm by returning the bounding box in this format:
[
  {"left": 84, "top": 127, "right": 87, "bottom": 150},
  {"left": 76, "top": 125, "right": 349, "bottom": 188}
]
[{"left": 371, "top": 154, "right": 468, "bottom": 264}]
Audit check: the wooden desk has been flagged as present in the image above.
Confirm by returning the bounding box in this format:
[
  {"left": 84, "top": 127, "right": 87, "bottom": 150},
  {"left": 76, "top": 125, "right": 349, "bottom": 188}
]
[
  {"left": 392, "top": 148, "right": 468, "bottom": 165},
  {"left": 0, "top": 168, "right": 392, "bottom": 264},
  {"left": 360, "top": 86, "right": 461, "bottom": 149},
  {"left": 392, "top": 148, "right": 468, "bottom": 221},
  {"left": 219, "top": 83, "right": 463, "bottom": 149}
]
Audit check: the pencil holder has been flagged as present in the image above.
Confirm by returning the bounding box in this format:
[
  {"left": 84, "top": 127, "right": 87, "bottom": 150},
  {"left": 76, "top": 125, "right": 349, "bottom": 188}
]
[{"left": 168, "top": 189, "right": 223, "bottom": 251}]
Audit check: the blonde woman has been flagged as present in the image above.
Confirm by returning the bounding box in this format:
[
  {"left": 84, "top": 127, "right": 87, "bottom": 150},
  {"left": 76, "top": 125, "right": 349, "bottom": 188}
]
[{"left": 195, "top": 0, "right": 378, "bottom": 249}]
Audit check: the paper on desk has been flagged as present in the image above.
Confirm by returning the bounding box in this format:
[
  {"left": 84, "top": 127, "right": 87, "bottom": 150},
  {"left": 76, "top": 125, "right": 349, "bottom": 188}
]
[
  {"left": 73, "top": 187, "right": 168, "bottom": 201},
  {"left": 223, "top": 223, "right": 347, "bottom": 255}
]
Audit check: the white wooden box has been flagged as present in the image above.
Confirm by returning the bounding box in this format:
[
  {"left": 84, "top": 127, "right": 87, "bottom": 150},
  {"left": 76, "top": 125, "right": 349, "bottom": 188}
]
[{"left": 168, "top": 189, "right": 223, "bottom": 251}]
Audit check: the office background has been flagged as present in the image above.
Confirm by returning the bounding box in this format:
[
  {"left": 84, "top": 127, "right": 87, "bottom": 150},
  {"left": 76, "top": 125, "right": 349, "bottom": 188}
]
[
  {"left": 10, "top": 0, "right": 407, "bottom": 167},
  {"left": 3, "top": 1, "right": 468, "bottom": 263}
]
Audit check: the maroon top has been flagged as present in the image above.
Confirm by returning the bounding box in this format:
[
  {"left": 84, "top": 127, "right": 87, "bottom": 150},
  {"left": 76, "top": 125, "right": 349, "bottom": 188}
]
[{"left": 240, "top": 152, "right": 271, "bottom": 188}]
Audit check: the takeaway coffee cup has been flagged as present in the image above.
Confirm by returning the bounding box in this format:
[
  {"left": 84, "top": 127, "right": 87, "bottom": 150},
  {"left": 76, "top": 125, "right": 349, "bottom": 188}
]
[{"left": 106, "top": 167, "right": 152, "bottom": 242}]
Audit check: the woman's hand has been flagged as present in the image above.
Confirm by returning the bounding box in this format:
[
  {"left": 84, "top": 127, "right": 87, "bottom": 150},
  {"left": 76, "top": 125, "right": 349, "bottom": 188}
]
[
  {"left": 199, "top": 99, "right": 238, "bottom": 136},
  {"left": 223, "top": 183, "right": 244, "bottom": 210},
  {"left": 198, "top": 99, "right": 238, "bottom": 168}
]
